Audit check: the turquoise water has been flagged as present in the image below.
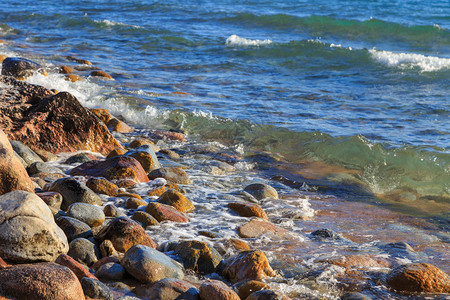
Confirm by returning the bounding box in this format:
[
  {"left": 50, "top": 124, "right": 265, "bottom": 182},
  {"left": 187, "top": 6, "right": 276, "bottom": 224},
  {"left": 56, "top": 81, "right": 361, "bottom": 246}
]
[{"left": 0, "top": 0, "right": 449, "bottom": 221}]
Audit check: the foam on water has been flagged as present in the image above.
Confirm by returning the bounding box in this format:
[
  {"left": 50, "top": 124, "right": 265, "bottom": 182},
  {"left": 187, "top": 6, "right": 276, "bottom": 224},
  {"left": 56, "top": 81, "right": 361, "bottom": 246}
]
[
  {"left": 369, "top": 49, "right": 450, "bottom": 72},
  {"left": 93, "top": 19, "right": 143, "bottom": 29},
  {"left": 226, "top": 34, "right": 273, "bottom": 46}
]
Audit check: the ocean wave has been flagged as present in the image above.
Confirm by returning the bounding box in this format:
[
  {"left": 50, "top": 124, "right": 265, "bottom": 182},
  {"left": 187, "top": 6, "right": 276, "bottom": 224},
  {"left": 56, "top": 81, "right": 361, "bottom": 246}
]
[
  {"left": 93, "top": 19, "right": 143, "bottom": 29},
  {"left": 369, "top": 49, "right": 450, "bottom": 72},
  {"left": 226, "top": 34, "right": 273, "bottom": 46}
]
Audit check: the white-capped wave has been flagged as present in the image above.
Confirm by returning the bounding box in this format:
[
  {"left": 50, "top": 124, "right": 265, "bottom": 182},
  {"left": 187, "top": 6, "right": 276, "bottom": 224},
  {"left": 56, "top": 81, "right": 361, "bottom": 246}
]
[
  {"left": 94, "top": 19, "right": 142, "bottom": 29},
  {"left": 369, "top": 49, "right": 450, "bottom": 72},
  {"left": 226, "top": 34, "right": 272, "bottom": 46}
]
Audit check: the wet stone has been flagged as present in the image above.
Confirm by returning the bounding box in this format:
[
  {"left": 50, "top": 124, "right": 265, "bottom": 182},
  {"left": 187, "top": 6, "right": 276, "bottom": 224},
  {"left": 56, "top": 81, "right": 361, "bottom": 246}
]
[
  {"left": 67, "top": 202, "right": 105, "bottom": 227},
  {"left": 96, "top": 262, "right": 126, "bottom": 280},
  {"left": 104, "top": 203, "right": 125, "bottom": 217},
  {"left": 86, "top": 177, "right": 119, "bottom": 196},
  {"left": 48, "top": 178, "right": 102, "bottom": 211},
  {"left": 37, "top": 191, "right": 63, "bottom": 210},
  {"left": 145, "top": 277, "right": 200, "bottom": 300},
  {"left": 67, "top": 237, "right": 100, "bottom": 267},
  {"left": 56, "top": 216, "right": 92, "bottom": 242},
  {"left": 81, "top": 277, "right": 114, "bottom": 300},
  {"left": 64, "top": 153, "right": 92, "bottom": 165},
  {"left": 199, "top": 279, "right": 240, "bottom": 300},
  {"left": 132, "top": 211, "right": 159, "bottom": 227},
  {"left": 244, "top": 183, "right": 278, "bottom": 200}
]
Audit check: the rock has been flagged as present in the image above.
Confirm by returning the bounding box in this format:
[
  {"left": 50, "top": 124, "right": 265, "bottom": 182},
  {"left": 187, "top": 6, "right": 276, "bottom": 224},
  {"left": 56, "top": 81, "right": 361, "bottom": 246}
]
[
  {"left": 66, "top": 74, "right": 82, "bottom": 82},
  {"left": 166, "top": 240, "right": 222, "bottom": 275},
  {"left": 99, "top": 240, "right": 119, "bottom": 258},
  {"left": 81, "top": 277, "right": 114, "bottom": 300},
  {"left": 146, "top": 278, "right": 200, "bottom": 300},
  {"left": 56, "top": 216, "right": 92, "bottom": 242},
  {"left": 96, "top": 262, "right": 126, "bottom": 280},
  {"left": 28, "top": 161, "right": 62, "bottom": 175},
  {"left": 90, "top": 108, "right": 114, "bottom": 124},
  {"left": 67, "top": 203, "right": 105, "bottom": 227},
  {"left": 199, "top": 231, "right": 216, "bottom": 238},
  {"left": 107, "top": 148, "right": 127, "bottom": 159},
  {"left": 129, "top": 138, "right": 154, "bottom": 149},
  {"left": 126, "top": 197, "right": 147, "bottom": 209},
  {"left": 103, "top": 203, "right": 125, "bottom": 217},
  {"left": 146, "top": 202, "right": 190, "bottom": 223},
  {"left": 150, "top": 130, "right": 186, "bottom": 142},
  {"left": 311, "top": 228, "right": 341, "bottom": 239},
  {"left": 91, "top": 256, "right": 120, "bottom": 270},
  {"left": 55, "top": 254, "right": 96, "bottom": 281},
  {"left": 91, "top": 70, "right": 113, "bottom": 80},
  {"left": 148, "top": 167, "right": 191, "bottom": 184},
  {"left": 385, "top": 263, "right": 450, "bottom": 293},
  {"left": 0, "top": 77, "right": 122, "bottom": 155},
  {"left": 246, "top": 290, "right": 291, "bottom": 300},
  {"left": 121, "top": 245, "right": 184, "bottom": 283},
  {"left": 68, "top": 238, "right": 100, "bottom": 267},
  {"left": 226, "top": 239, "right": 251, "bottom": 253},
  {"left": 132, "top": 211, "right": 159, "bottom": 227},
  {"left": 1, "top": 57, "right": 46, "bottom": 79},
  {"left": 60, "top": 65, "right": 74, "bottom": 74},
  {"left": 0, "top": 131, "right": 35, "bottom": 195},
  {"left": 148, "top": 182, "right": 181, "bottom": 197},
  {"left": 34, "top": 148, "right": 58, "bottom": 162},
  {"left": 95, "top": 216, "right": 157, "bottom": 252},
  {"left": 126, "top": 146, "right": 161, "bottom": 172},
  {"left": 228, "top": 202, "right": 268, "bottom": 219},
  {"left": 0, "top": 191, "right": 69, "bottom": 262},
  {"left": 0, "top": 263, "right": 85, "bottom": 300},
  {"left": 37, "top": 191, "right": 63, "bottom": 210},
  {"left": 67, "top": 56, "right": 92, "bottom": 65},
  {"left": 244, "top": 183, "right": 278, "bottom": 200},
  {"left": 49, "top": 178, "right": 102, "bottom": 210},
  {"left": 158, "top": 189, "right": 194, "bottom": 213},
  {"left": 199, "top": 279, "right": 240, "bottom": 300},
  {"left": 221, "top": 250, "right": 276, "bottom": 283},
  {"left": 237, "top": 219, "right": 288, "bottom": 239},
  {"left": 107, "top": 118, "right": 134, "bottom": 133},
  {"left": 70, "top": 156, "right": 149, "bottom": 183},
  {"left": 87, "top": 177, "right": 119, "bottom": 196},
  {"left": 159, "top": 149, "right": 180, "bottom": 160},
  {"left": 10, "top": 140, "right": 43, "bottom": 166},
  {"left": 235, "top": 280, "right": 268, "bottom": 300},
  {"left": 65, "top": 153, "right": 92, "bottom": 165}
]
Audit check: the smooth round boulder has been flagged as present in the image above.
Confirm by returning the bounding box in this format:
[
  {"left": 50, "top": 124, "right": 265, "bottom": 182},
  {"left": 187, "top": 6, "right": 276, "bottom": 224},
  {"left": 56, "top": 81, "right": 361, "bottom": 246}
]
[
  {"left": 48, "top": 178, "right": 102, "bottom": 210},
  {"left": 221, "top": 250, "right": 276, "bottom": 283},
  {"left": 228, "top": 202, "right": 268, "bottom": 219},
  {"left": 146, "top": 202, "right": 189, "bottom": 223},
  {"left": 146, "top": 278, "right": 200, "bottom": 300},
  {"left": 244, "top": 183, "right": 278, "bottom": 200},
  {"left": 67, "top": 202, "right": 105, "bottom": 227},
  {"left": 158, "top": 189, "right": 194, "bottom": 213},
  {"left": 199, "top": 279, "right": 240, "bottom": 300},
  {"left": 68, "top": 238, "right": 100, "bottom": 267}
]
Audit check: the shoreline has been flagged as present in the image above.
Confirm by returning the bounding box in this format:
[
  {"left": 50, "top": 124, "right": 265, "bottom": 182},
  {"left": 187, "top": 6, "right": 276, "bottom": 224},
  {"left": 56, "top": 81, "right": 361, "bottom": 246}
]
[{"left": 0, "top": 48, "right": 449, "bottom": 299}]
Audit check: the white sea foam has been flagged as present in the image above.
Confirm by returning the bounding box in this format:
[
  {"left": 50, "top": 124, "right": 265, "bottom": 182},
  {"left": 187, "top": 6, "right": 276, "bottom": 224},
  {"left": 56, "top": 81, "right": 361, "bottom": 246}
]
[
  {"left": 94, "top": 19, "right": 142, "bottom": 29},
  {"left": 226, "top": 34, "right": 272, "bottom": 46},
  {"left": 369, "top": 49, "right": 450, "bottom": 72}
]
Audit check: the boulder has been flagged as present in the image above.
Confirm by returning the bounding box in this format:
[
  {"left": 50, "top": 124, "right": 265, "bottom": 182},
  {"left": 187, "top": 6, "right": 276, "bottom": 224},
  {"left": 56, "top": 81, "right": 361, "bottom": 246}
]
[
  {"left": 67, "top": 202, "right": 105, "bottom": 227},
  {"left": 66, "top": 74, "right": 82, "bottom": 82},
  {"left": 1, "top": 57, "right": 46, "bottom": 80},
  {"left": 126, "top": 146, "right": 161, "bottom": 173},
  {"left": 81, "top": 277, "right": 114, "bottom": 300},
  {"left": 132, "top": 211, "right": 159, "bottom": 227},
  {"left": 244, "top": 183, "right": 278, "bottom": 200},
  {"left": 95, "top": 216, "right": 157, "bottom": 252},
  {"left": 158, "top": 189, "right": 195, "bottom": 213},
  {"left": 0, "top": 76, "right": 122, "bottom": 155},
  {"left": 67, "top": 238, "right": 100, "bottom": 267},
  {"left": 70, "top": 156, "right": 149, "bottom": 183},
  {"left": 146, "top": 202, "right": 190, "bottom": 223},
  {"left": 228, "top": 202, "right": 268, "bottom": 219},
  {"left": 199, "top": 280, "right": 240, "bottom": 300},
  {"left": 56, "top": 216, "right": 92, "bottom": 242},
  {"left": 0, "top": 191, "right": 68, "bottom": 262},
  {"left": 60, "top": 65, "right": 74, "bottom": 74},
  {"left": 221, "top": 250, "right": 276, "bottom": 283},
  {"left": 48, "top": 178, "right": 102, "bottom": 210},
  {"left": 148, "top": 167, "right": 191, "bottom": 184},
  {"left": 106, "top": 148, "right": 127, "bottom": 159},
  {"left": 121, "top": 245, "right": 184, "bottom": 283},
  {"left": 385, "top": 263, "right": 450, "bottom": 293},
  {"left": 0, "top": 262, "right": 85, "bottom": 300},
  {"left": 10, "top": 140, "right": 43, "bottom": 166},
  {"left": 86, "top": 177, "right": 119, "bottom": 196},
  {"left": 96, "top": 262, "right": 126, "bottom": 280},
  {"left": 0, "top": 130, "right": 35, "bottom": 195},
  {"left": 107, "top": 118, "right": 133, "bottom": 133},
  {"left": 55, "top": 254, "right": 96, "bottom": 281},
  {"left": 235, "top": 280, "right": 268, "bottom": 300},
  {"left": 146, "top": 278, "right": 199, "bottom": 300},
  {"left": 237, "top": 219, "right": 288, "bottom": 239},
  {"left": 37, "top": 191, "right": 63, "bottom": 210}
]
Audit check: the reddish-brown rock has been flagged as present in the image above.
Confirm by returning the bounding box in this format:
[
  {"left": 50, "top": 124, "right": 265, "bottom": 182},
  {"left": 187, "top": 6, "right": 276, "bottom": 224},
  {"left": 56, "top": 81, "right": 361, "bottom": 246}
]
[
  {"left": 65, "top": 74, "right": 82, "bottom": 82},
  {"left": 0, "top": 129, "right": 34, "bottom": 195},
  {"left": 0, "top": 257, "right": 10, "bottom": 269},
  {"left": 90, "top": 108, "right": 113, "bottom": 124},
  {"left": 128, "top": 151, "right": 155, "bottom": 173},
  {"left": 236, "top": 280, "right": 268, "bottom": 300},
  {"left": 107, "top": 118, "right": 134, "bottom": 133},
  {"left": 228, "top": 202, "right": 268, "bottom": 219},
  {"left": 158, "top": 189, "right": 194, "bottom": 213},
  {"left": 1, "top": 57, "right": 46, "bottom": 80},
  {"left": 86, "top": 177, "right": 119, "bottom": 196},
  {"left": 95, "top": 216, "right": 157, "bottom": 252},
  {"left": 386, "top": 263, "right": 450, "bottom": 293},
  {"left": 59, "top": 65, "right": 74, "bottom": 74},
  {"left": 91, "top": 70, "right": 113, "bottom": 80},
  {"left": 55, "top": 254, "right": 96, "bottom": 281},
  {"left": 199, "top": 279, "right": 240, "bottom": 300},
  {"left": 148, "top": 167, "right": 191, "bottom": 184},
  {"left": 91, "top": 256, "right": 120, "bottom": 270},
  {"left": 237, "top": 219, "right": 288, "bottom": 239},
  {"left": 0, "top": 262, "right": 85, "bottom": 300},
  {"left": 221, "top": 250, "right": 276, "bottom": 283},
  {"left": 129, "top": 138, "right": 154, "bottom": 148},
  {"left": 67, "top": 56, "right": 92, "bottom": 65},
  {"left": 125, "top": 197, "right": 147, "bottom": 209},
  {"left": 70, "top": 156, "right": 149, "bottom": 183},
  {"left": 146, "top": 202, "right": 190, "bottom": 223},
  {"left": 0, "top": 76, "right": 122, "bottom": 155}
]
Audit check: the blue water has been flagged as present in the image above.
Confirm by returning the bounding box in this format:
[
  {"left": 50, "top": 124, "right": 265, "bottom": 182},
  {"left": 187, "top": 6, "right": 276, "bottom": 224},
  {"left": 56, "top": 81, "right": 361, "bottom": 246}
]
[{"left": 0, "top": 0, "right": 449, "bottom": 219}]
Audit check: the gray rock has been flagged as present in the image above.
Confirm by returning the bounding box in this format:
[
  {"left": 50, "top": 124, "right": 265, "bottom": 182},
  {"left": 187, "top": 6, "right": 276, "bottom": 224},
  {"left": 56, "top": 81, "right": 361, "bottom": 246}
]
[
  {"left": 244, "top": 183, "right": 278, "bottom": 200},
  {"left": 0, "top": 191, "right": 69, "bottom": 263},
  {"left": 122, "top": 245, "right": 184, "bottom": 283},
  {"left": 48, "top": 178, "right": 102, "bottom": 210},
  {"left": 104, "top": 203, "right": 124, "bottom": 217},
  {"left": 246, "top": 290, "right": 290, "bottom": 300},
  {"left": 28, "top": 161, "right": 63, "bottom": 176},
  {"left": 146, "top": 278, "right": 200, "bottom": 300},
  {"left": 10, "top": 140, "right": 43, "bottom": 166},
  {"left": 1, "top": 57, "right": 45, "bottom": 79},
  {"left": 56, "top": 216, "right": 92, "bottom": 242},
  {"left": 81, "top": 277, "right": 114, "bottom": 300},
  {"left": 340, "top": 292, "right": 373, "bottom": 300},
  {"left": 96, "top": 262, "right": 126, "bottom": 280},
  {"left": 65, "top": 153, "right": 92, "bottom": 165},
  {"left": 311, "top": 229, "right": 342, "bottom": 239},
  {"left": 67, "top": 202, "right": 105, "bottom": 227},
  {"left": 68, "top": 238, "right": 100, "bottom": 267}
]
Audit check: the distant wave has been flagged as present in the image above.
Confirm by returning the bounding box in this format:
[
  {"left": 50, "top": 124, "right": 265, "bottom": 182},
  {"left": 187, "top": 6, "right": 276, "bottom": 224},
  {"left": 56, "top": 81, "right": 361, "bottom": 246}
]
[
  {"left": 226, "top": 34, "right": 273, "bottom": 46},
  {"left": 93, "top": 19, "right": 143, "bottom": 29},
  {"left": 369, "top": 49, "right": 450, "bottom": 72}
]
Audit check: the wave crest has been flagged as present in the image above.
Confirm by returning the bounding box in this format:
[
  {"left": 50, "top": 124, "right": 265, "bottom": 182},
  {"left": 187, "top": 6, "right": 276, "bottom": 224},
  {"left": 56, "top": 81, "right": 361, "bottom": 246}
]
[
  {"left": 226, "top": 34, "right": 273, "bottom": 46},
  {"left": 369, "top": 49, "right": 450, "bottom": 72}
]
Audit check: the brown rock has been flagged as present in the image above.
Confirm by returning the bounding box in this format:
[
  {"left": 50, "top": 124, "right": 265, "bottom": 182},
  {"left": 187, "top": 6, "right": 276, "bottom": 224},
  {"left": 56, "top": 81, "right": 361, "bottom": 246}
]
[
  {"left": 146, "top": 202, "right": 189, "bottom": 223},
  {"left": 95, "top": 216, "right": 157, "bottom": 252},
  {"left": 386, "top": 263, "right": 450, "bottom": 293},
  {"left": 70, "top": 156, "right": 149, "bottom": 183},
  {"left": 151, "top": 130, "right": 186, "bottom": 142},
  {"left": 148, "top": 182, "right": 181, "bottom": 197},
  {"left": 99, "top": 240, "right": 119, "bottom": 258},
  {"left": 67, "top": 56, "right": 92, "bottom": 65},
  {"left": 86, "top": 177, "right": 119, "bottom": 196},
  {"left": 0, "top": 129, "right": 34, "bottom": 195},
  {"left": 107, "top": 118, "right": 133, "bottom": 133},
  {"left": 158, "top": 189, "right": 194, "bottom": 213},
  {"left": 221, "top": 250, "right": 276, "bottom": 283},
  {"left": 34, "top": 149, "right": 58, "bottom": 162},
  {"left": 237, "top": 219, "right": 288, "bottom": 239},
  {"left": 244, "top": 183, "right": 278, "bottom": 200},
  {"left": 65, "top": 74, "right": 82, "bottom": 82},
  {"left": 199, "top": 279, "right": 240, "bottom": 300},
  {"left": 126, "top": 197, "right": 147, "bottom": 209},
  {"left": 115, "top": 179, "right": 137, "bottom": 188},
  {"left": 91, "top": 70, "right": 113, "bottom": 80},
  {"left": 59, "top": 65, "right": 74, "bottom": 74},
  {"left": 0, "top": 55, "right": 7, "bottom": 63},
  {"left": 106, "top": 148, "right": 127, "bottom": 159},
  {"left": 328, "top": 254, "right": 391, "bottom": 270},
  {"left": 128, "top": 151, "right": 155, "bottom": 172},
  {"left": 159, "top": 149, "right": 181, "bottom": 160},
  {"left": 129, "top": 138, "right": 154, "bottom": 148},
  {"left": 0, "top": 76, "right": 122, "bottom": 155},
  {"left": 91, "top": 256, "right": 120, "bottom": 270},
  {"left": 0, "top": 262, "right": 85, "bottom": 300},
  {"left": 132, "top": 211, "right": 159, "bottom": 227},
  {"left": 148, "top": 167, "right": 191, "bottom": 184},
  {"left": 0, "top": 257, "right": 10, "bottom": 269},
  {"left": 90, "top": 108, "right": 113, "bottom": 124},
  {"left": 55, "top": 254, "right": 96, "bottom": 281},
  {"left": 228, "top": 202, "right": 268, "bottom": 219},
  {"left": 236, "top": 280, "right": 268, "bottom": 300}
]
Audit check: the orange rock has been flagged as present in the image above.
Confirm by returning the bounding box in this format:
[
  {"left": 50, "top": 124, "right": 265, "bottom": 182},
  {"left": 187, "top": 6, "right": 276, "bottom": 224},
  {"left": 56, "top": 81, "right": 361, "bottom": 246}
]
[
  {"left": 228, "top": 202, "right": 268, "bottom": 219},
  {"left": 86, "top": 177, "right": 119, "bottom": 196},
  {"left": 125, "top": 198, "right": 147, "bottom": 209},
  {"left": 146, "top": 202, "right": 189, "bottom": 223},
  {"left": 170, "top": 91, "right": 192, "bottom": 96},
  {"left": 158, "top": 189, "right": 194, "bottom": 213},
  {"left": 328, "top": 254, "right": 391, "bottom": 270},
  {"left": 65, "top": 74, "right": 82, "bottom": 82},
  {"left": 90, "top": 108, "right": 113, "bottom": 124},
  {"left": 106, "top": 148, "right": 127, "bottom": 159},
  {"left": 118, "top": 193, "right": 142, "bottom": 200},
  {"left": 107, "top": 118, "right": 134, "bottom": 133},
  {"left": 60, "top": 65, "right": 74, "bottom": 74},
  {"left": 237, "top": 219, "right": 288, "bottom": 238},
  {"left": 148, "top": 182, "right": 180, "bottom": 197},
  {"left": 129, "top": 138, "right": 154, "bottom": 148},
  {"left": 0, "top": 55, "right": 7, "bottom": 63},
  {"left": 221, "top": 250, "right": 276, "bottom": 283},
  {"left": 90, "top": 70, "right": 113, "bottom": 80},
  {"left": 128, "top": 151, "right": 155, "bottom": 173},
  {"left": 199, "top": 280, "right": 240, "bottom": 300},
  {"left": 229, "top": 238, "right": 251, "bottom": 252},
  {"left": 55, "top": 254, "right": 96, "bottom": 281},
  {"left": 67, "top": 56, "right": 92, "bottom": 65},
  {"left": 236, "top": 280, "right": 268, "bottom": 300},
  {"left": 115, "top": 179, "right": 137, "bottom": 188}
]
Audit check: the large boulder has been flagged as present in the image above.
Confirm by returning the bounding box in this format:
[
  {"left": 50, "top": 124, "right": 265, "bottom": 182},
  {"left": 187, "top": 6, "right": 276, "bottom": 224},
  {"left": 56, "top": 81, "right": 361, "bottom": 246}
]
[
  {"left": 70, "top": 156, "right": 149, "bottom": 183},
  {"left": 0, "top": 191, "right": 68, "bottom": 262},
  {"left": 1, "top": 57, "right": 46, "bottom": 80},
  {"left": 0, "top": 130, "right": 35, "bottom": 195},
  {"left": 199, "top": 280, "right": 240, "bottom": 300},
  {"left": 221, "top": 250, "right": 276, "bottom": 283},
  {"left": 0, "top": 75, "right": 122, "bottom": 155},
  {"left": 48, "top": 178, "right": 102, "bottom": 210},
  {"left": 0, "top": 262, "right": 85, "bottom": 300}
]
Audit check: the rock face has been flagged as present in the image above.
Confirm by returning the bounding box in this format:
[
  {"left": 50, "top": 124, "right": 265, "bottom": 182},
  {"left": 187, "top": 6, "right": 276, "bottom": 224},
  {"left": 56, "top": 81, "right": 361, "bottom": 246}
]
[
  {"left": 49, "top": 178, "right": 102, "bottom": 210},
  {"left": 121, "top": 245, "right": 184, "bottom": 283},
  {"left": 158, "top": 189, "right": 195, "bottom": 213},
  {"left": 146, "top": 278, "right": 200, "bottom": 300},
  {"left": 0, "top": 75, "right": 122, "bottom": 155},
  {"left": 199, "top": 280, "right": 240, "bottom": 300},
  {"left": 0, "top": 191, "right": 69, "bottom": 263},
  {"left": 385, "top": 263, "right": 450, "bottom": 293},
  {"left": 221, "top": 250, "right": 276, "bottom": 283},
  {"left": 1, "top": 57, "right": 46, "bottom": 79},
  {"left": 0, "top": 130, "right": 35, "bottom": 195},
  {"left": 70, "top": 156, "right": 150, "bottom": 183},
  {"left": 0, "top": 262, "right": 85, "bottom": 300}
]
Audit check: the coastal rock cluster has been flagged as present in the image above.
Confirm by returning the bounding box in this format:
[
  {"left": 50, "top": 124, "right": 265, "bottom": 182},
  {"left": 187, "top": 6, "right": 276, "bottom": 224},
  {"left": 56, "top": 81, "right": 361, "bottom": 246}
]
[{"left": 0, "top": 55, "right": 448, "bottom": 300}]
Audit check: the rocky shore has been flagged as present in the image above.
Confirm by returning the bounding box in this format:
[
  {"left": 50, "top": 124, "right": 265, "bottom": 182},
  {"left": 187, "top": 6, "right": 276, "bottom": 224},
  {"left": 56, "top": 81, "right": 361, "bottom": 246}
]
[{"left": 0, "top": 54, "right": 449, "bottom": 300}]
